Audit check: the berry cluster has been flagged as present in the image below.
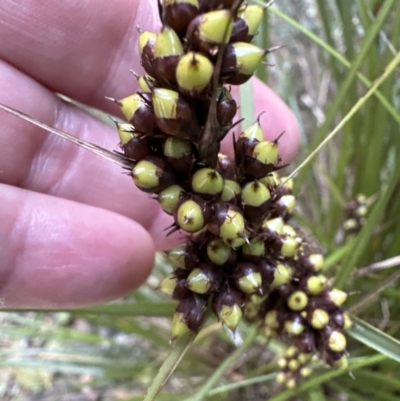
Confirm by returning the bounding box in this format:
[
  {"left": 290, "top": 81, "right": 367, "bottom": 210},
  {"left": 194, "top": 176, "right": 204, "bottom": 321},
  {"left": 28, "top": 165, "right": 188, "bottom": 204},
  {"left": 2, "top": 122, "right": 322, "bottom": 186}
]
[{"left": 109, "top": 0, "right": 350, "bottom": 385}]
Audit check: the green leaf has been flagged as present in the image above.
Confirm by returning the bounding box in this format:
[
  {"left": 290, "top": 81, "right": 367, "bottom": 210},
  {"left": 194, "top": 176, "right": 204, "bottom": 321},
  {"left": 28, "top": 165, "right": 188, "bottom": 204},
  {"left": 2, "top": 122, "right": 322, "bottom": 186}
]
[{"left": 348, "top": 315, "right": 400, "bottom": 363}]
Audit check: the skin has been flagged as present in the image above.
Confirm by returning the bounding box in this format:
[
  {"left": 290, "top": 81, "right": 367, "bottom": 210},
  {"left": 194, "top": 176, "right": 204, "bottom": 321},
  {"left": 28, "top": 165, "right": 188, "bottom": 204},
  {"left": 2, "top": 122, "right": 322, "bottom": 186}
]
[{"left": 0, "top": 0, "right": 300, "bottom": 308}]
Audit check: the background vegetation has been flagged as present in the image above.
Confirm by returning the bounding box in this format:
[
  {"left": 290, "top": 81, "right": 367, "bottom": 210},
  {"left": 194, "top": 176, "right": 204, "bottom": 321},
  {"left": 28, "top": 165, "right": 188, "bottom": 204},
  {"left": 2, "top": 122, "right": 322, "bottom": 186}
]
[{"left": 1, "top": 0, "right": 400, "bottom": 399}]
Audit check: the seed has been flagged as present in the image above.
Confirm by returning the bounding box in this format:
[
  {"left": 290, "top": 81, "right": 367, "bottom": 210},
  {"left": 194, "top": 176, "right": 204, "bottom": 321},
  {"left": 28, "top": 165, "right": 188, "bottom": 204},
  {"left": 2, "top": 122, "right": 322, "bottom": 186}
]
[
  {"left": 334, "top": 355, "right": 348, "bottom": 370},
  {"left": 191, "top": 168, "right": 224, "bottom": 199},
  {"left": 159, "top": 274, "right": 178, "bottom": 297},
  {"left": 186, "top": 268, "right": 211, "bottom": 294},
  {"left": 300, "top": 367, "right": 313, "bottom": 377},
  {"left": 164, "top": 0, "right": 200, "bottom": 36},
  {"left": 285, "top": 346, "right": 297, "bottom": 358},
  {"left": 175, "top": 198, "right": 207, "bottom": 232},
  {"left": 212, "top": 285, "right": 244, "bottom": 331},
  {"left": 167, "top": 245, "right": 186, "bottom": 269},
  {"left": 287, "top": 291, "right": 308, "bottom": 311},
  {"left": 206, "top": 238, "right": 233, "bottom": 266},
  {"left": 138, "top": 30, "right": 157, "bottom": 77},
  {"left": 343, "top": 219, "right": 358, "bottom": 231},
  {"left": 264, "top": 310, "right": 279, "bottom": 329},
  {"left": 279, "top": 176, "right": 294, "bottom": 193},
  {"left": 328, "top": 288, "right": 348, "bottom": 307},
  {"left": 157, "top": 184, "right": 185, "bottom": 215},
  {"left": 219, "top": 303, "right": 242, "bottom": 331},
  {"left": 207, "top": 203, "right": 247, "bottom": 248},
  {"left": 343, "top": 313, "right": 353, "bottom": 329},
  {"left": 308, "top": 254, "right": 324, "bottom": 272},
  {"left": 274, "top": 195, "right": 296, "bottom": 219},
  {"left": 237, "top": 5, "right": 265, "bottom": 41},
  {"left": 242, "top": 236, "right": 265, "bottom": 260},
  {"left": 220, "top": 179, "right": 241, "bottom": 203},
  {"left": 281, "top": 236, "right": 301, "bottom": 257},
  {"left": 310, "top": 309, "right": 329, "bottom": 329},
  {"left": 222, "top": 42, "right": 266, "bottom": 85},
  {"left": 160, "top": 272, "right": 190, "bottom": 300},
  {"left": 260, "top": 176, "right": 277, "bottom": 191},
  {"left": 253, "top": 140, "right": 279, "bottom": 167},
  {"left": 286, "top": 379, "right": 296, "bottom": 389},
  {"left": 236, "top": 263, "right": 262, "bottom": 294},
  {"left": 175, "top": 293, "right": 208, "bottom": 334},
  {"left": 288, "top": 359, "right": 300, "bottom": 371},
  {"left": 115, "top": 93, "right": 157, "bottom": 133},
  {"left": 356, "top": 204, "right": 368, "bottom": 217},
  {"left": 115, "top": 122, "right": 134, "bottom": 145},
  {"left": 277, "top": 358, "right": 287, "bottom": 369},
  {"left": 163, "top": 137, "right": 194, "bottom": 173},
  {"left": 230, "top": 16, "right": 248, "bottom": 43},
  {"left": 136, "top": 74, "right": 154, "bottom": 92},
  {"left": 154, "top": 26, "right": 184, "bottom": 83},
  {"left": 275, "top": 372, "right": 286, "bottom": 384},
  {"left": 187, "top": 10, "right": 234, "bottom": 54},
  {"left": 243, "top": 301, "right": 260, "bottom": 321},
  {"left": 115, "top": 123, "right": 150, "bottom": 160},
  {"left": 328, "top": 330, "right": 347, "bottom": 352},
  {"left": 171, "top": 311, "right": 191, "bottom": 340},
  {"left": 152, "top": 88, "right": 199, "bottom": 139},
  {"left": 271, "top": 263, "right": 292, "bottom": 288},
  {"left": 284, "top": 223, "right": 296, "bottom": 235},
  {"left": 241, "top": 180, "right": 271, "bottom": 219},
  {"left": 216, "top": 88, "right": 237, "bottom": 127},
  {"left": 284, "top": 317, "right": 305, "bottom": 335},
  {"left": 176, "top": 52, "right": 213, "bottom": 95},
  {"left": 297, "top": 353, "right": 312, "bottom": 364},
  {"left": 257, "top": 260, "right": 275, "bottom": 288},
  {"left": 241, "top": 121, "right": 264, "bottom": 141},
  {"left": 216, "top": 153, "right": 237, "bottom": 180},
  {"left": 132, "top": 157, "right": 174, "bottom": 193},
  {"left": 306, "top": 275, "right": 327, "bottom": 295},
  {"left": 262, "top": 217, "right": 284, "bottom": 236}
]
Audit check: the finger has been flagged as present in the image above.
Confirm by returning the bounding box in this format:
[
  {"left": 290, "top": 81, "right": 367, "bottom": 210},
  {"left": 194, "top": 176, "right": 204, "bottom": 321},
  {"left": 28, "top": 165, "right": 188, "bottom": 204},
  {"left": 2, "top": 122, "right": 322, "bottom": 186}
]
[
  {"left": 1, "top": 0, "right": 300, "bottom": 163},
  {"left": 0, "top": 183, "right": 155, "bottom": 308},
  {"left": 0, "top": 61, "right": 182, "bottom": 251},
  {"left": 0, "top": 0, "right": 160, "bottom": 111}
]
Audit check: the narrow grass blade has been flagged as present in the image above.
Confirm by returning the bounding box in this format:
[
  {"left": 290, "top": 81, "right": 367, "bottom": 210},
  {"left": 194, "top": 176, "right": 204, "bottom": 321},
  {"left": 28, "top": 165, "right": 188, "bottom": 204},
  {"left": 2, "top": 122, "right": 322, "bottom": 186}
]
[
  {"left": 285, "top": 49, "right": 400, "bottom": 182},
  {"left": 348, "top": 315, "right": 400, "bottom": 363},
  {"left": 208, "top": 373, "right": 275, "bottom": 397},
  {"left": 239, "top": 79, "right": 254, "bottom": 124},
  {"left": 183, "top": 326, "right": 258, "bottom": 401},
  {"left": 349, "top": 268, "right": 400, "bottom": 314},
  {"left": 262, "top": 5, "right": 400, "bottom": 126},
  {"left": 142, "top": 332, "right": 197, "bottom": 401}
]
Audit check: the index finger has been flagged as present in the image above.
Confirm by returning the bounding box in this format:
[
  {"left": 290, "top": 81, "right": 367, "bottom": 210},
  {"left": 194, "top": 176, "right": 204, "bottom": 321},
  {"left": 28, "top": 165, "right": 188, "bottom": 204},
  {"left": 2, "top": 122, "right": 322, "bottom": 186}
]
[{"left": 0, "top": 0, "right": 159, "bottom": 111}]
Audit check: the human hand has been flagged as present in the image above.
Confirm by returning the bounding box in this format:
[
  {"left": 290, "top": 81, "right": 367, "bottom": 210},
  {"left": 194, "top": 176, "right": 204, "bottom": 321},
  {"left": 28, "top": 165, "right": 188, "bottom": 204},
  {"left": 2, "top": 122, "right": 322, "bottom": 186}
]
[{"left": 0, "top": 0, "right": 300, "bottom": 308}]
